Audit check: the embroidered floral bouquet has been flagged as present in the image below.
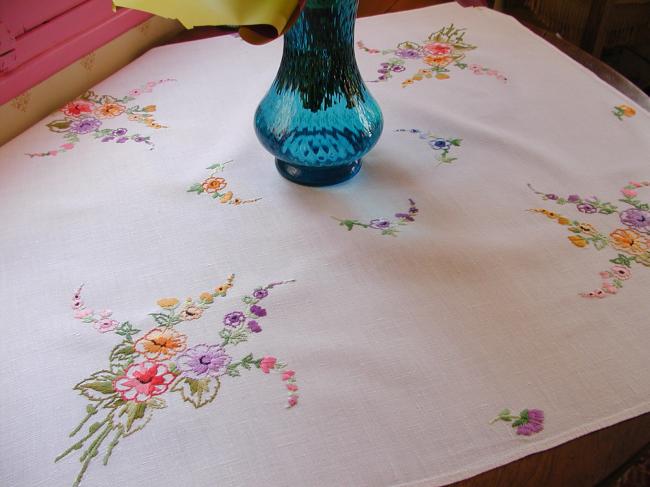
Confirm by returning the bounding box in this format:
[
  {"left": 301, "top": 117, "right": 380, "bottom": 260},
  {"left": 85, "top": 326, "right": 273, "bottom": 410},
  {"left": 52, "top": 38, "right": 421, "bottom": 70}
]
[{"left": 58, "top": 276, "right": 298, "bottom": 487}]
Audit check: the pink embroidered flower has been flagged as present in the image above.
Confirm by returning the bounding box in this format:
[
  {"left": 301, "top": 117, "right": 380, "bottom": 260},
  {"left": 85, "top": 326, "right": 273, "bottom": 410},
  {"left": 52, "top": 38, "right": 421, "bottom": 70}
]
[
  {"left": 610, "top": 265, "right": 631, "bottom": 280},
  {"left": 113, "top": 361, "right": 176, "bottom": 403},
  {"left": 287, "top": 395, "right": 298, "bottom": 408},
  {"left": 260, "top": 356, "right": 277, "bottom": 374},
  {"left": 601, "top": 282, "right": 618, "bottom": 294},
  {"left": 424, "top": 42, "right": 452, "bottom": 55},
  {"left": 599, "top": 271, "right": 611, "bottom": 279},
  {"left": 128, "top": 88, "right": 143, "bottom": 97},
  {"left": 98, "top": 309, "right": 113, "bottom": 318},
  {"left": 60, "top": 143, "right": 75, "bottom": 150},
  {"left": 621, "top": 188, "right": 638, "bottom": 198},
  {"left": 72, "top": 299, "right": 84, "bottom": 310},
  {"left": 629, "top": 181, "right": 643, "bottom": 188},
  {"left": 282, "top": 370, "right": 295, "bottom": 381},
  {"left": 286, "top": 384, "right": 298, "bottom": 392},
  {"left": 515, "top": 409, "right": 544, "bottom": 436},
  {"left": 582, "top": 289, "right": 607, "bottom": 298},
  {"left": 74, "top": 309, "right": 93, "bottom": 319},
  {"left": 95, "top": 318, "right": 118, "bottom": 333}
]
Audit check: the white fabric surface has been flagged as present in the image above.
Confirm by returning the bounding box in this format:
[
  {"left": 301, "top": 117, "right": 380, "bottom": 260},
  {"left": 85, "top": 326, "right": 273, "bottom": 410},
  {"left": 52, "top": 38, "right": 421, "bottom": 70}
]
[{"left": 1, "top": 3, "right": 649, "bottom": 487}]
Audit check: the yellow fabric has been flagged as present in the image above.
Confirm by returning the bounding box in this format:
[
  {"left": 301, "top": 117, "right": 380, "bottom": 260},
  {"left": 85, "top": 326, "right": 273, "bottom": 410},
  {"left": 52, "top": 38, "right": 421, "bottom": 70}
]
[{"left": 113, "top": 0, "right": 300, "bottom": 31}]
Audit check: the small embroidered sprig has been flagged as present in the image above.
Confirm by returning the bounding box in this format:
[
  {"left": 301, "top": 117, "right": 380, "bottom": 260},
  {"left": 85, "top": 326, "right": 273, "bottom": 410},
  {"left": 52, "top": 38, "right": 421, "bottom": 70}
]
[
  {"left": 581, "top": 264, "right": 633, "bottom": 298},
  {"left": 528, "top": 209, "right": 609, "bottom": 249},
  {"left": 490, "top": 408, "right": 544, "bottom": 436},
  {"left": 332, "top": 199, "right": 418, "bottom": 237},
  {"left": 72, "top": 285, "right": 141, "bottom": 339},
  {"left": 613, "top": 104, "right": 636, "bottom": 120},
  {"left": 528, "top": 183, "right": 618, "bottom": 214},
  {"left": 187, "top": 160, "right": 261, "bottom": 206},
  {"left": 396, "top": 129, "right": 461, "bottom": 164}
]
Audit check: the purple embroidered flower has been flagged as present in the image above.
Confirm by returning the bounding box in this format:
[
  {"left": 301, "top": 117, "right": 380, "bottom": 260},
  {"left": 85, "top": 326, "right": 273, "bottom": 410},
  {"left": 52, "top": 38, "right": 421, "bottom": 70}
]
[
  {"left": 619, "top": 208, "right": 650, "bottom": 232},
  {"left": 223, "top": 311, "right": 245, "bottom": 327},
  {"left": 253, "top": 288, "right": 268, "bottom": 300},
  {"left": 515, "top": 409, "right": 545, "bottom": 436},
  {"left": 175, "top": 344, "right": 231, "bottom": 379},
  {"left": 395, "top": 48, "right": 422, "bottom": 59},
  {"left": 392, "top": 65, "right": 406, "bottom": 72},
  {"left": 377, "top": 67, "right": 390, "bottom": 74},
  {"left": 545, "top": 193, "right": 558, "bottom": 200},
  {"left": 369, "top": 218, "right": 391, "bottom": 229},
  {"left": 247, "top": 320, "right": 262, "bottom": 333},
  {"left": 567, "top": 194, "right": 580, "bottom": 203},
  {"left": 101, "top": 136, "right": 115, "bottom": 142},
  {"left": 409, "top": 207, "right": 419, "bottom": 214},
  {"left": 133, "top": 135, "right": 147, "bottom": 143},
  {"left": 577, "top": 203, "right": 597, "bottom": 214},
  {"left": 116, "top": 137, "right": 129, "bottom": 143},
  {"left": 70, "top": 117, "right": 101, "bottom": 134},
  {"left": 395, "top": 213, "right": 415, "bottom": 221},
  {"left": 430, "top": 138, "right": 450, "bottom": 150},
  {"left": 250, "top": 305, "right": 267, "bottom": 317},
  {"left": 112, "top": 128, "right": 128, "bottom": 136}
]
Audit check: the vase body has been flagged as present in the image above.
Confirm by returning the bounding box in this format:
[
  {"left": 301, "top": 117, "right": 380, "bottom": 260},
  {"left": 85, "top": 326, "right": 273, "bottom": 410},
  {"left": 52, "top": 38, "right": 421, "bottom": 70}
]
[{"left": 254, "top": 0, "right": 383, "bottom": 186}]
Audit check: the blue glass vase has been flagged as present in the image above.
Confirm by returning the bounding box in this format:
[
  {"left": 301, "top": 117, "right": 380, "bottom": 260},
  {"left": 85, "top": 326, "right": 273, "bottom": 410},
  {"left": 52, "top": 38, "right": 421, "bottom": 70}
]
[{"left": 254, "top": 0, "right": 383, "bottom": 186}]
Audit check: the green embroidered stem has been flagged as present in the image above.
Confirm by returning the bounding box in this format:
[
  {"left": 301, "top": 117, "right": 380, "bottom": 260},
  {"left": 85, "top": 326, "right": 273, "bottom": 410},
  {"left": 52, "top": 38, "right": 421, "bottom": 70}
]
[
  {"left": 55, "top": 417, "right": 111, "bottom": 463},
  {"left": 69, "top": 404, "right": 100, "bottom": 437},
  {"left": 102, "top": 429, "right": 123, "bottom": 465},
  {"left": 331, "top": 217, "right": 369, "bottom": 231},
  {"left": 226, "top": 353, "right": 262, "bottom": 377},
  {"left": 74, "top": 422, "right": 114, "bottom": 487}
]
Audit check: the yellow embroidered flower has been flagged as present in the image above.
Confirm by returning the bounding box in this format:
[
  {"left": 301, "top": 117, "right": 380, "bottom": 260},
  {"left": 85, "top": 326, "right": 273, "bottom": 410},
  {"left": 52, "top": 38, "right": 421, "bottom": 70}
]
[
  {"left": 435, "top": 73, "right": 450, "bottom": 80},
  {"left": 609, "top": 228, "right": 649, "bottom": 255},
  {"left": 545, "top": 211, "right": 559, "bottom": 219},
  {"left": 135, "top": 327, "right": 187, "bottom": 359},
  {"left": 142, "top": 105, "right": 156, "bottom": 112},
  {"left": 94, "top": 103, "right": 125, "bottom": 118},
  {"left": 568, "top": 235, "right": 588, "bottom": 248},
  {"left": 157, "top": 297, "right": 179, "bottom": 309},
  {"left": 578, "top": 223, "right": 597, "bottom": 236},
  {"left": 220, "top": 191, "right": 233, "bottom": 203},
  {"left": 199, "top": 292, "right": 214, "bottom": 303},
  {"left": 202, "top": 177, "right": 227, "bottom": 193}
]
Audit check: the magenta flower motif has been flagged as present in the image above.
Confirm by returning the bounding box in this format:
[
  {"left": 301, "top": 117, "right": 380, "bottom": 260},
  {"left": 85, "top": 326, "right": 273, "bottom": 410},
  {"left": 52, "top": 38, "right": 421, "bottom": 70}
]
[
  {"left": 515, "top": 409, "right": 545, "bottom": 436},
  {"left": 175, "top": 344, "right": 232, "bottom": 379},
  {"left": 253, "top": 288, "right": 268, "bottom": 300},
  {"left": 223, "top": 311, "right": 245, "bottom": 327},
  {"left": 369, "top": 218, "right": 391, "bottom": 229},
  {"left": 619, "top": 208, "right": 650, "bottom": 233},
  {"left": 70, "top": 117, "right": 102, "bottom": 134},
  {"left": 247, "top": 320, "right": 262, "bottom": 333},
  {"left": 577, "top": 203, "right": 597, "bottom": 214},
  {"left": 491, "top": 408, "right": 545, "bottom": 436},
  {"left": 567, "top": 194, "right": 580, "bottom": 203},
  {"left": 250, "top": 305, "right": 267, "bottom": 317}
]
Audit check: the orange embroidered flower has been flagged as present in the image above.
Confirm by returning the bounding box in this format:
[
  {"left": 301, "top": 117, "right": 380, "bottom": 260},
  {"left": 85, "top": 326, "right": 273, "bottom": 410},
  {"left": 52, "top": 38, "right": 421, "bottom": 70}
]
[
  {"left": 423, "top": 55, "right": 453, "bottom": 67},
  {"left": 199, "top": 292, "right": 214, "bottom": 303},
  {"left": 609, "top": 228, "right": 649, "bottom": 255},
  {"left": 157, "top": 298, "right": 179, "bottom": 309},
  {"left": 202, "top": 177, "right": 227, "bottom": 193},
  {"left": 618, "top": 104, "right": 636, "bottom": 117},
  {"left": 557, "top": 217, "right": 570, "bottom": 225},
  {"left": 435, "top": 73, "right": 450, "bottom": 80},
  {"left": 134, "top": 327, "right": 187, "bottom": 359},
  {"left": 568, "top": 235, "right": 588, "bottom": 248},
  {"left": 142, "top": 105, "right": 156, "bottom": 112},
  {"left": 220, "top": 191, "right": 233, "bottom": 203},
  {"left": 94, "top": 103, "right": 125, "bottom": 118}
]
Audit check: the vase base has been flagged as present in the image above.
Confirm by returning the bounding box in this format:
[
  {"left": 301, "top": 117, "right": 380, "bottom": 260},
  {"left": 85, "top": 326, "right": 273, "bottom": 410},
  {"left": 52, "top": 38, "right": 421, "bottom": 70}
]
[{"left": 275, "top": 159, "right": 362, "bottom": 187}]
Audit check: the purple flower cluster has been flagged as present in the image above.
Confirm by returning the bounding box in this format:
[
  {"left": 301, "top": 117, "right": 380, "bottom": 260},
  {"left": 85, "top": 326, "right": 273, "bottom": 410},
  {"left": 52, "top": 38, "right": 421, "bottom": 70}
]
[
  {"left": 223, "top": 311, "right": 245, "bottom": 327},
  {"left": 620, "top": 208, "right": 650, "bottom": 233},
  {"left": 70, "top": 117, "right": 102, "bottom": 134},
  {"left": 250, "top": 305, "right": 267, "bottom": 317},
  {"left": 395, "top": 48, "right": 422, "bottom": 59},
  {"left": 516, "top": 409, "right": 545, "bottom": 436},
  {"left": 369, "top": 218, "right": 391, "bottom": 229},
  {"left": 175, "top": 344, "right": 231, "bottom": 379},
  {"left": 377, "top": 61, "right": 406, "bottom": 81}
]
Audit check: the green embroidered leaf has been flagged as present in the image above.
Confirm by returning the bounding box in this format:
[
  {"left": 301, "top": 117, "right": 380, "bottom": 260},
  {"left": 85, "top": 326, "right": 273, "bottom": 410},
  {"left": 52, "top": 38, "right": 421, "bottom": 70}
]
[
  {"left": 115, "top": 321, "right": 140, "bottom": 342},
  {"left": 171, "top": 377, "right": 220, "bottom": 408},
  {"left": 449, "top": 138, "right": 462, "bottom": 146},
  {"left": 46, "top": 119, "right": 72, "bottom": 132},
  {"left": 592, "top": 237, "right": 609, "bottom": 251},
  {"left": 610, "top": 254, "right": 633, "bottom": 268},
  {"left": 109, "top": 343, "right": 135, "bottom": 374},
  {"left": 74, "top": 371, "right": 117, "bottom": 401},
  {"left": 206, "top": 163, "right": 225, "bottom": 170},
  {"left": 226, "top": 367, "right": 241, "bottom": 377},
  {"left": 123, "top": 402, "right": 148, "bottom": 433},
  {"left": 149, "top": 312, "right": 180, "bottom": 327}
]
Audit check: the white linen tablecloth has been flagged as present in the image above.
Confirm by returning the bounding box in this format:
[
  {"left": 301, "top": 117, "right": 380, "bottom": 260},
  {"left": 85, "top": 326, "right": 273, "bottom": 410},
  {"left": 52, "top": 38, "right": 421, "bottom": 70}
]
[{"left": 1, "top": 3, "right": 649, "bottom": 486}]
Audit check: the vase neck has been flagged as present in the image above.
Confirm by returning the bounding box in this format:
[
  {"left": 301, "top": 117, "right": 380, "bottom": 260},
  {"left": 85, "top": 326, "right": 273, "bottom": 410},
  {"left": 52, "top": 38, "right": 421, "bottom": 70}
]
[{"left": 284, "top": 0, "right": 358, "bottom": 48}]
